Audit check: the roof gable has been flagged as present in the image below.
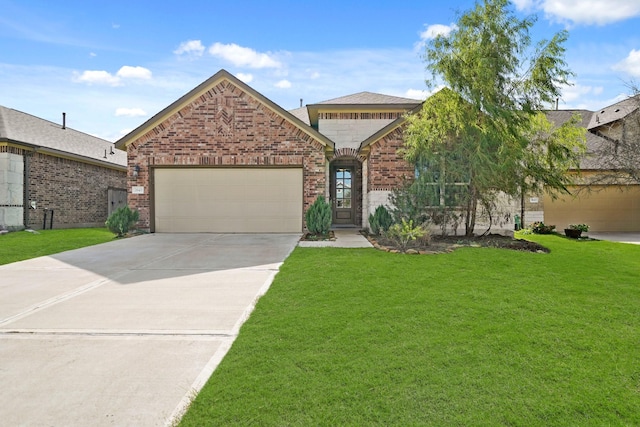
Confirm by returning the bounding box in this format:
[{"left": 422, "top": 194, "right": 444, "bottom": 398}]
[
  {"left": 588, "top": 95, "right": 640, "bottom": 130},
  {"left": 115, "top": 69, "right": 333, "bottom": 151},
  {"left": 0, "top": 106, "right": 126, "bottom": 169}
]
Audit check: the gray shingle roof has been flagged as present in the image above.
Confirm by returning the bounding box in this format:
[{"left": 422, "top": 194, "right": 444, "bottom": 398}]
[
  {"left": 546, "top": 109, "right": 615, "bottom": 170},
  {"left": 315, "top": 91, "right": 422, "bottom": 105},
  {"left": 288, "top": 106, "right": 310, "bottom": 125},
  {"left": 0, "top": 106, "right": 126, "bottom": 168},
  {"left": 587, "top": 95, "right": 640, "bottom": 130}
]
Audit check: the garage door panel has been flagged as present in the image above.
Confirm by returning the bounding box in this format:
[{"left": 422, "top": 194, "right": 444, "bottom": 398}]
[
  {"left": 154, "top": 168, "right": 303, "bottom": 233},
  {"left": 544, "top": 186, "right": 640, "bottom": 232}
]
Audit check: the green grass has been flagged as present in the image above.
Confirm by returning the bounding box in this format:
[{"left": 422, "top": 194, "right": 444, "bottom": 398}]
[
  {"left": 0, "top": 228, "right": 115, "bottom": 265},
  {"left": 180, "top": 234, "right": 640, "bottom": 426}
]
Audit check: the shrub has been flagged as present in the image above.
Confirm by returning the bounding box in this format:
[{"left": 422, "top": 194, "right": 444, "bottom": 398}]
[
  {"left": 369, "top": 205, "right": 394, "bottom": 235},
  {"left": 105, "top": 206, "right": 139, "bottom": 237},
  {"left": 569, "top": 223, "right": 589, "bottom": 232},
  {"left": 385, "top": 219, "right": 428, "bottom": 252},
  {"left": 531, "top": 221, "right": 556, "bottom": 235},
  {"left": 305, "top": 195, "right": 332, "bottom": 235}
]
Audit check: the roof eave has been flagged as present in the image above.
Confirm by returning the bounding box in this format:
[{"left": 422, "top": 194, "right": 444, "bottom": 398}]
[{"left": 1, "top": 139, "right": 126, "bottom": 171}]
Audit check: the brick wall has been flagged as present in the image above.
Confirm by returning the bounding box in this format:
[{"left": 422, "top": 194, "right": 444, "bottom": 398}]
[
  {"left": 26, "top": 153, "right": 126, "bottom": 229},
  {"left": 127, "top": 79, "right": 327, "bottom": 230},
  {"left": 367, "top": 127, "right": 413, "bottom": 190}
]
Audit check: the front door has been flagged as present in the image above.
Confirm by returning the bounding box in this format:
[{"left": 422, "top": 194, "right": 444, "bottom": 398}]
[{"left": 331, "top": 165, "right": 355, "bottom": 224}]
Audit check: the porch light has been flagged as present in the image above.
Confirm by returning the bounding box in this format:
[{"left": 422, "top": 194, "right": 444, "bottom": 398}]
[{"left": 133, "top": 164, "right": 141, "bottom": 178}]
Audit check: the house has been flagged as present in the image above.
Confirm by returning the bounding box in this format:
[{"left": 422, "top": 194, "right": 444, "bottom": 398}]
[
  {"left": 0, "top": 106, "right": 127, "bottom": 231},
  {"left": 542, "top": 96, "right": 640, "bottom": 232},
  {"left": 115, "top": 69, "right": 421, "bottom": 233},
  {"left": 114, "top": 68, "right": 640, "bottom": 234}
]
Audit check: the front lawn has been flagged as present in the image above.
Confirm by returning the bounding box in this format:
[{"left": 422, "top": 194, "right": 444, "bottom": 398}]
[
  {"left": 179, "top": 234, "right": 640, "bottom": 426},
  {"left": 0, "top": 228, "right": 115, "bottom": 265}
]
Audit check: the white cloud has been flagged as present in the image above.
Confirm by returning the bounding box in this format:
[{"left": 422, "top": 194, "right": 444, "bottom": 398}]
[
  {"left": 512, "top": 0, "right": 640, "bottom": 26},
  {"left": 275, "top": 79, "right": 292, "bottom": 89},
  {"left": 208, "top": 42, "right": 281, "bottom": 68},
  {"left": 74, "top": 70, "right": 121, "bottom": 86},
  {"left": 74, "top": 66, "right": 152, "bottom": 86},
  {"left": 89, "top": 52, "right": 97, "bottom": 58},
  {"left": 174, "top": 40, "right": 205, "bottom": 56},
  {"left": 405, "top": 89, "right": 429, "bottom": 100},
  {"left": 116, "top": 65, "right": 152, "bottom": 79},
  {"left": 115, "top": 107, "right": 147, "bottom": 117},
  {"left": 236, "top": 72, "right": 254, "bottom": 83},
  {"left": 612, "top": 49, "right": 640, "bottom": 77},
  {"left": 560, "top": 82, "right": 604, "bottom": 102},
  {"left": 419, "top": 23, "right": 457, "bottom": 41}
]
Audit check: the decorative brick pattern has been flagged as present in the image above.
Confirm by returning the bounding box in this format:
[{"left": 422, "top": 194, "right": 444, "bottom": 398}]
[
  {"left": 330, "top": 148, "right": 362, "bottom": 161},
  {"left": 26, "top": 153, "right": 126, "bottom": 228},
  {"left": 127, "top": 79, "right": 327, "bottom": 230},
  {"left": 366, "top": 127, "right": 413, "bottom": 190}
]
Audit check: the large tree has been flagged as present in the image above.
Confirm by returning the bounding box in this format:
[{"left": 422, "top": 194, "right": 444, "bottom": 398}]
[{"left": 402, "top": 0, "right": 586, "bottom": 235}]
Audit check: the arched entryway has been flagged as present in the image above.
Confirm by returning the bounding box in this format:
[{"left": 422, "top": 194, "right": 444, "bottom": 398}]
[{"left": 329, "top": 156, "right": 363, "bottom": 227}]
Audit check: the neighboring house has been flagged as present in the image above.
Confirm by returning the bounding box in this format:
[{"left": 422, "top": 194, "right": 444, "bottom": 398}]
[
  {"left": 0, "top": 106, "right": 127, "bottom": 230},
  {"left": 542, "top": 96, "right": 640, "bottom": 232},
  {"left": 115, "top": 69, "right": 421, "bottom": 233}
]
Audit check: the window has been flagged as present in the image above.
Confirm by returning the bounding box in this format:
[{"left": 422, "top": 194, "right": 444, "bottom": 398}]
[
  {"left": 335, "top": 168, "right": 352, "bottom": 208},
  {"left": 414, "top": 157, "right": 468, "bottom": 207}
]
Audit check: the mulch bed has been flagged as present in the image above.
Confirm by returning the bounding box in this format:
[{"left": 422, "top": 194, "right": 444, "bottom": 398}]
[{"left": 365, "top": 233, "right": 549, "bottom": 254}]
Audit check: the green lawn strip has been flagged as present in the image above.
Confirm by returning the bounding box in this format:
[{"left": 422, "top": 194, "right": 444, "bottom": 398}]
[
  {"left": 180, "top": 236, "right": 640, "bottom": 426},
  {"left": 0, "top": 228, "right": 115, "bottom": 265}
]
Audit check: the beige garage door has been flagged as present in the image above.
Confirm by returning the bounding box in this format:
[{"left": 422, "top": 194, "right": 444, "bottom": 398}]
[
  {"left": 544, "top": 185, "right": 640, "bottom": 232},
  {"left": 154, "top": 168, "right": 303, "bottom": 233}
]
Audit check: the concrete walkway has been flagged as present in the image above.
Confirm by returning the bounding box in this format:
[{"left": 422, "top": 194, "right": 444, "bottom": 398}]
[
  {"left": 0, "top": 233, "right": 300, "bottom": 427},
  {"left": 297, "top": 228, "right": 373, "bottom": 248}
]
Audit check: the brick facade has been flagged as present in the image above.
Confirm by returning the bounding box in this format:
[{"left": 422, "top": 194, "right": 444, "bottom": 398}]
[
  {"left": 26, "top": 153, "right": 126, "bottom": 229},
  {"left": 127, "top": 79, "right": 327, "bottom": 230},
  {"left": 366, "top": 127, "right": 414, "bottom": 190}
]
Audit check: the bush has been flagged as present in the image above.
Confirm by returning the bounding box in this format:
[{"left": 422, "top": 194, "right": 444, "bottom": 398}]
[
  {"left": 305, "top": 195, "right": 332, "bottom": 235},
  {"left": 531, "top": 221, "right": 556, "bottom": 234},
  {"left": 385, "top": 219, "right": 428, "bottom": 252},
  {"left": 369, "top": 205, "right": 394, "bottom": 235},
  {"left": 105, "top": 206, "right": 139, "bottom": 237},
  {"left": 569, "top": 223, "right": 589, "bottom": 232}
]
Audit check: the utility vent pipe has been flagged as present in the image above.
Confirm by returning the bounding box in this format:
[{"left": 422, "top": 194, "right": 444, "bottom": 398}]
[{"left": 62, "top": 112, "right": 66, "bottom": 129}]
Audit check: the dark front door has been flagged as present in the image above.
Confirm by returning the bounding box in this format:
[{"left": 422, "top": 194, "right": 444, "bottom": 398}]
[{"left": 331, "top": 165, "right": 355, "bottom": 225}]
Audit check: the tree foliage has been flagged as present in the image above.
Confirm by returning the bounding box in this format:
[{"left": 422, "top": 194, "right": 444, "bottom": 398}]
[{"left": 403, "top": 0, "right": 586, "bottom": 235}]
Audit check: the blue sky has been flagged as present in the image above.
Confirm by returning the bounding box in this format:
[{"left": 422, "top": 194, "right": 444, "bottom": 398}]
[{"left": 1, "top": 0, "right": 640, "bottom": 142}]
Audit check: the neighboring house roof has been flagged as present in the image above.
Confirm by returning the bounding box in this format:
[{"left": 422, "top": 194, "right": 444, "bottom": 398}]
[
  {"left": 0, "top": 105, "right": 126, "bottom": 169},
  {"left": 587, "top": 95, "right": 640, "bottom": 130},
  {"left": 545, "top": 109, "right": 616, "bottom": 170},
  {"left": 115, "top": 69, "right": 334, "bottom": 151}
]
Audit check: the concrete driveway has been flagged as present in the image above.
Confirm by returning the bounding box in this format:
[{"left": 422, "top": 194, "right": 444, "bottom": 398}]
[
  {"left": 0, "top": 233, "right": 300, "bottom": 426},
  {"left": 588, "top": 232, "right": 640, "bottom": 245}
]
